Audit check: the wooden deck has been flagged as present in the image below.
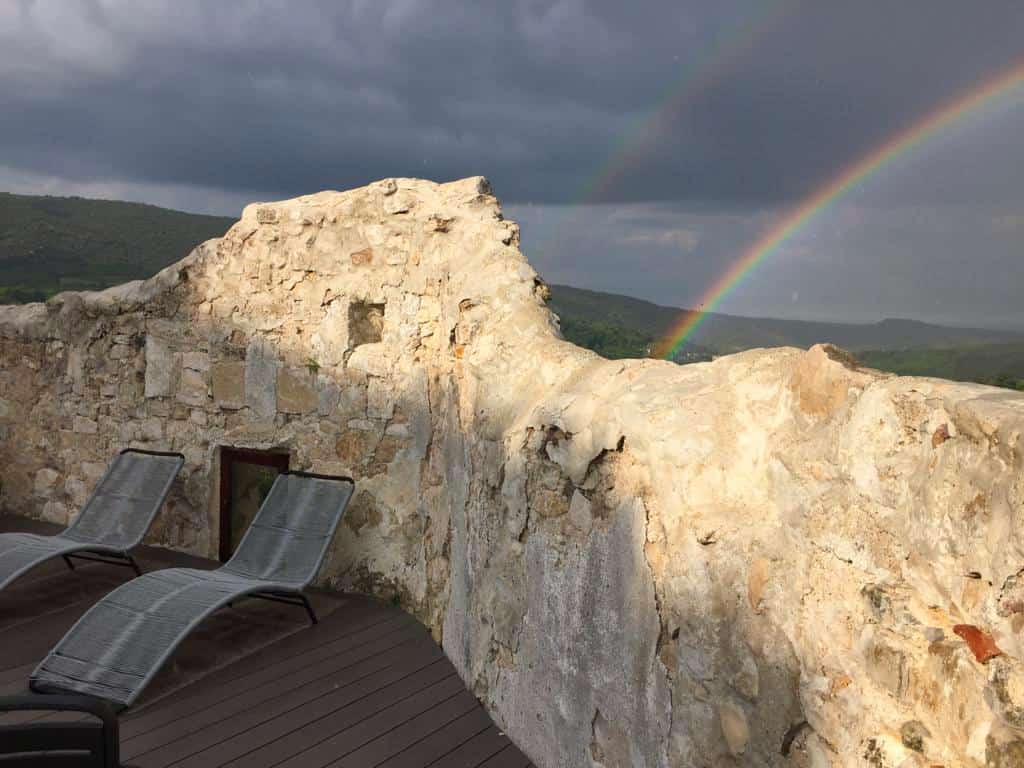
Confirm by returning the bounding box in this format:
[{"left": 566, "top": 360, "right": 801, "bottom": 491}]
[{"left": 0, "top": 516, "right": 534, "bottom": 768}]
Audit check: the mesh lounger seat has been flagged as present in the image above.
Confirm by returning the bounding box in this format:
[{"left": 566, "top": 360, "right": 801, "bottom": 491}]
[
  {"left": 0, "top": 449, "right": 184, "bottom": 592},
  {"left": 30, "top": 471, "right": 355, "bottom": 708}
]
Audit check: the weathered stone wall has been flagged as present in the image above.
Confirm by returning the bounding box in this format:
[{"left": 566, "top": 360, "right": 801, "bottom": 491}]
[{"left": 2, "top": 177, "right": 1023, "bottom": 766}]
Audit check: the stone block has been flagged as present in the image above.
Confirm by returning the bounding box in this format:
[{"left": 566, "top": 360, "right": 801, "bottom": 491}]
[
  {"left": 177, "top": 368, "right": 209, "bottom": 406},
  {"left": 347, "top": 343, "right": 389, "bottom": 377},
  {"left": 34, "top": 468, "right": 60, "bottom": 497},
  {"left": 181, "top": 351, "right": 210, "bottom": 372},
  {"left": 42, "top": 500, "right": 69, "bottom": 524},
  {"left": 81, "top": 462, "right": 106, "bottom": 481},
  {"left": 72, "top": 416, "right": 98, "bottom": 434},
  {"left": 366, "top": 377, "right": 394, "bottom": 420},
  {"left": 417, "top": 296, "right": 441, "bottom": 322},
  {"left": 64, "top": 476, "right": 89, "bottom": 507},
  {"left": 568, "top": 490, "right": 593, "bottom": 533},
  {"left": 148, "top": 400, "right": 172, "bottom": 417},
  {"left": 335, "top": 429, "right": 379, "bottom": 467},
  {"left": 245, "top": 340, "right": 278, "bottom": 419},
  {"left": 211, "top": 362, "right": 246, "bottom": 410},
  {"left": 350, "top": 247, "right": 373, "bottom": 265},
  {"left": 401, "top": 294, "right": 420, "bottom": 318},
  {"left": 338, "top": 384, "right": 368, "bottom": 417},
  {"left": 144, "top": 336, "right": 175, "bottom": 398},
  {"left": 318, "top": 380, "right": 340, "bottom": 416},
  {"left": 313, "top": 300, "right": 349, "bottom": 367},
  {"left": 109, "top": 344, "right": 132, "bottom": 360},
  {"left": 277, "top": 366, "right": 318, "bottom": 414},
  {"left": 138, "top": 418, "right": 164, "bottom": 442}
]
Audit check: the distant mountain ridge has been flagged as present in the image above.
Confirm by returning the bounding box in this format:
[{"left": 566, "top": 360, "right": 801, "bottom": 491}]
[
  {"left": 0, "top": 191, "right": 1019, "bottom": 384},
  {"left": 0, "top": 191, "right": 235, "bottom": 303},
  {"left": 548, "top": 284, "right": 1023, "bottom": 353}
]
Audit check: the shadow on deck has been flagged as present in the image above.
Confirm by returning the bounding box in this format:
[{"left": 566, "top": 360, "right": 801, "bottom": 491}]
[{"left": 0, "top": 515, "right": 534, "bottom": 768}]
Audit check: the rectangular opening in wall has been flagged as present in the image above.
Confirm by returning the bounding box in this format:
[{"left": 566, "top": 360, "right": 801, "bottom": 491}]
[
  {"left": 349, "top": 301, "right": 385, "bottom": 346},
  {"left": 218, "top": 447, "right": 290, "bottom": 562}
]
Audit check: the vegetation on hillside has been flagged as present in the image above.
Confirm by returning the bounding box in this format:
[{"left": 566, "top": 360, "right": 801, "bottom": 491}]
[
  {"left": 549, "top": 284, "right": 1021, "bottom": 352},
  {"left": 0, "top": 192, "right": 234, "bottom": 302},
  {"left": 550, "top": 284, "right": 1024, "bottom": 390},
  {"left": 858, "top": 345, "right": 1024, "bottom": 390},
  {"left": 0, "top": 192, "right": 1020, "bottom": 392},
  {"left": 559, "top": 316, "right": 654, "bottom": 359},
  {"left": 558, "top": 316, "right": 714, "bottom": 362}
]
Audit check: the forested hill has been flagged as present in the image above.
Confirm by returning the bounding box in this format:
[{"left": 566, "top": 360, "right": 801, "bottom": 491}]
[
  {"left": 548, "top": 284, "right": 1022, "bottom": 354},
  {"left": 0, "top": 191, "right": 1019, "bottom": 389},
  {"left": 0, "top": 192, "right": 235, "bottom": 303}
]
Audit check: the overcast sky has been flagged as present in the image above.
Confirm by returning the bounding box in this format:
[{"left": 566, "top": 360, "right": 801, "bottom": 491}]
[{"left": 1, "top": 1, "right": 1022, "bottom": 327}]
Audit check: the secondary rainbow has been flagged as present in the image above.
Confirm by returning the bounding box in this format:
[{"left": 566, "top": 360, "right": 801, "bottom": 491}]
[
  {"left": 576, "top": 0, "right": 798, "bottom": 205},
  {"left": 537, "top": 2, "right": 799, "bottom": 263},
  {"left": 655, "top": 58, "right": 1024, "bottom": 360}
]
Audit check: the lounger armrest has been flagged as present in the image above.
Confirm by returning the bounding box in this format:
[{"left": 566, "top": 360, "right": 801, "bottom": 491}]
[
  {"left": 119, "top": 447, "right": 186, "bottom": 460},
  {"left": 284, "top": 468, "right": 356, "bottom": 482},
  {"left": 0, "top": 693, "right": 119, "bottom": 723},
  {"left": 0, "top": 694, "right": 121, "bottom": 767}
]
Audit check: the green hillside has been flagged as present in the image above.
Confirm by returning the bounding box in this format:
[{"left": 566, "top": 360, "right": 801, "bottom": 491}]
[
  {"left": 0, "top": 191, "right": 1020, "bottom": 390},
  {"left": 0, "top": 192, "right": 235, "bottom": 302},
  {"left": 549, "top": 285, "right": 1024, "bottom": 389},
  {"left": 549, "top": 284, "right": 1022, "bottom": 353},
  {"left": 858, "top": 345, "right": 1024, "bottom": 390}
]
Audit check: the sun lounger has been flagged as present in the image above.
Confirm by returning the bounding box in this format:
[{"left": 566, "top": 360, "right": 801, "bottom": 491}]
[
  {"left": 0, "top": 449, "right": 184, "bottom": 592},
  {"left": 30, "top": 470, "right": 354, "bottom": 708}
]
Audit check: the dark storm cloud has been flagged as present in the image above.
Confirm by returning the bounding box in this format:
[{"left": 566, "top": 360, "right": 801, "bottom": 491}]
[
  {"left": 1, "top": 0, "right": 1022, "bottom": 207},
  {"left": 1, "top": 1, "right": 1022, "bottom": 329}
]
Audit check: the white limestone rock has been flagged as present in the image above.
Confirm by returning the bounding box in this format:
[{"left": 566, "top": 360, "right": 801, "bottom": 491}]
[{"left": 1, "top": 177, "right": 1023, "bottom": 767}]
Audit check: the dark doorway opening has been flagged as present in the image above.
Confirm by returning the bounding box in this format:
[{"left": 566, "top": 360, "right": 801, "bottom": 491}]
[{"left": 219, "top": 447, "right": 290, "bottom": 562}]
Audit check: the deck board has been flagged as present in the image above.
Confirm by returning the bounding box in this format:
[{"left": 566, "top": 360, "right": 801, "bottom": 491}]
[
  {"left": 302, "top": 686, "right": 483, "bottom": 768},
  {"left": 0, "top": 514, "right": 534, "bottom": 767},
  {"left": 479, "top": 744, "right": 534, "bottom": 768},
  {"left": 123, "top": 632, "right": 439, "bottom": 765},
  {"left": 394, "top": 726, "right": 513, "bottom": 768},
  {"left": 222, "top": 661, "right": 456, "bottom": 768}
]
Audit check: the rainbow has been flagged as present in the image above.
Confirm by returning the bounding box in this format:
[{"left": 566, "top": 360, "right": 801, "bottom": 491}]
[
  {"left": 655, "top": 58, "right": 1024, "bottom": 360},
  {"left": 575, "top": 1, "right": 798, "bottom": 204},
  {"left": 539, "top": 2, "right": 799, "bottom": 262}
]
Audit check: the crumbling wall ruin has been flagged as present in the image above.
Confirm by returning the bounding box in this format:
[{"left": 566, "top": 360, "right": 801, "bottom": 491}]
[{"left": 2, "top": 177, "right": 1023, "bottom": 767}]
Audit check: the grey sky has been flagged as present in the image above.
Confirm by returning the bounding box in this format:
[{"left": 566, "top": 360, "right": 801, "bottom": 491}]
[{"left": 0, "top": 1, "right": 1021, "bottom": 327}]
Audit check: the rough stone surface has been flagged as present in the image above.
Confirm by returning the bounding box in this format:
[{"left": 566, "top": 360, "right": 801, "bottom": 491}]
[
  {"left": 34, "top": 468, "right": 60, "bottom": 497},
  {"left": 277, "top": 366, "right": 318, "bottom": 414},
  {"left": 144, "top": 336, "right": 174, "bottom": 398},
  {"left": 2, "top": 177, "right": 1024, "bottom": 767},
  {"left": 211, "top": 362, "right": 246, "bottom": 409}
]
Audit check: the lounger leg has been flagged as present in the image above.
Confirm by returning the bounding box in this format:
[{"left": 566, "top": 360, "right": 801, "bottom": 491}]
[
  {"left": 248, "top": 592, "right": 318, "bottom": 624},
  {"left": 125, "top": 555, "right": 143, "bottom": 577},
  {"left": 62, "top": 555, "right": 76, "bottom": 571},
  {"left": 298, "top": 594, "right": 318, "bottom": 625}
]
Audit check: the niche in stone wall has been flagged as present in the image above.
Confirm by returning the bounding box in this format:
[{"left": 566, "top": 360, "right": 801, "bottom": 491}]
[{"left": 349, "top": 301, "right": 385, "bottom": 346}]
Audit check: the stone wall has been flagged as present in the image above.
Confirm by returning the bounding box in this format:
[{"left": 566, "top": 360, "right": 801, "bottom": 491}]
[{"left": 1, "top": 177, "right": 1023, "bottom": 766}]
